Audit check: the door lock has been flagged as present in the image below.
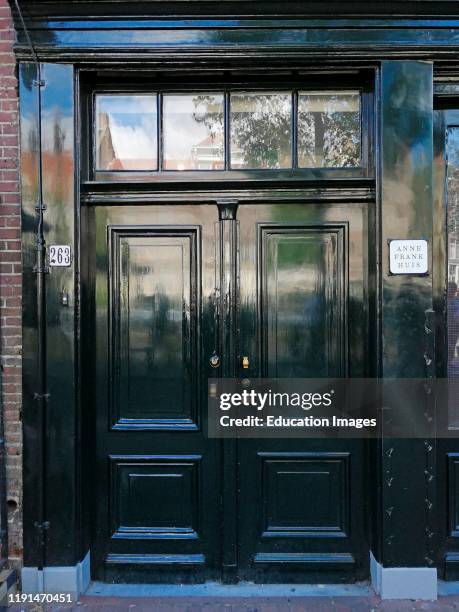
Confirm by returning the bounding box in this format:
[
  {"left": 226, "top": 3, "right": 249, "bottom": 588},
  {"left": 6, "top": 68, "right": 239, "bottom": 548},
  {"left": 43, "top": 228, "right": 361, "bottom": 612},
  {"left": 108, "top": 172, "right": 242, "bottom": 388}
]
[
  {"left": 209, "top": 354, "right": 220, "bottom": 368},
  {"left": 242, "top": 356, "right": 249, "bottom": 369}
]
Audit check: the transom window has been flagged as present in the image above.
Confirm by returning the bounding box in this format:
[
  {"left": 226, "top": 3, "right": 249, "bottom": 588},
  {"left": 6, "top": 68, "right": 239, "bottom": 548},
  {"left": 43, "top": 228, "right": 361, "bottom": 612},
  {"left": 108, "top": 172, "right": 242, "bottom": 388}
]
[{"left": 95, "top": 91, "right": 361, "bottom": 173}]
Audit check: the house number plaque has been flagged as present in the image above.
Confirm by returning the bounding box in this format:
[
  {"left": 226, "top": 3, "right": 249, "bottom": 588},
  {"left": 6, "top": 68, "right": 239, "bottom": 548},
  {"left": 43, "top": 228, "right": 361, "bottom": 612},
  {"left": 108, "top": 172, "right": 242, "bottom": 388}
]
[
  {"left": 389, "top": 239, "right": 428, "bottom": 275},
  {"left": 49, "top": 245, "right": 72, "bottom": 267}
]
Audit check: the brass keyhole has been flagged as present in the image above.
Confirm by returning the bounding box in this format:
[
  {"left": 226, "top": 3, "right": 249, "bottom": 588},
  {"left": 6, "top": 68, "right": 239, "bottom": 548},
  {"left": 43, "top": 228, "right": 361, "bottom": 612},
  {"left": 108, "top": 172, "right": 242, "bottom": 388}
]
[{"left": 210, "top": 354, "right": 220, "bottom": 368}]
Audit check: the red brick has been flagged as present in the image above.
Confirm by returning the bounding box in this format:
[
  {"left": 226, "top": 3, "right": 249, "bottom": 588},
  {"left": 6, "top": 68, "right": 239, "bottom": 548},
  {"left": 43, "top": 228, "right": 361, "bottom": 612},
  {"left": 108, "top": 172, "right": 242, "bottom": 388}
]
[
  {"left": 1, "top": 147, "right": 18, "bottom": 158},
  {"left": 0, "top": 159, "right": 16, "bottom": 169},
  {"left": 0, "top": 136, "right": 18, "bottom": 150},
  {"left": 0, "top": 0, "right": 29, "bottom": 564},
  {"left": 0, "top": 252, "right": 20, "bottom": 261},
  {"left": 0, "top": 240, "right": 21, "bottom": 250},
  {"left": 1, "top": 194, "right": 20, "bottom": 203},
  {"left": 0, "top": 228, "right": 20, "bottom": 239},
  {"left": 5, "top": 216, "right": 20, "bottom": 227},
  {"left": 4, "top": 297, "right": 21, "bottom": 308},
  {"left": 0, "top": 100, "right": 17, "bottom": 111},
  {"left": 0, "top": 205, "right": 20, "bottom": 215}
]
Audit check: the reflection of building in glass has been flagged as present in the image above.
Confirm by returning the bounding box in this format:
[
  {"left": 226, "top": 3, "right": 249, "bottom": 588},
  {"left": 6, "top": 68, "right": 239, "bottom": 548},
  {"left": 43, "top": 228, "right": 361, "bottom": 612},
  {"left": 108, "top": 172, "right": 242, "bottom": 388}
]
[
  {"left": 449, "top": 242, "right": 459, "bottom": 284},
  {"left": 188, "top": 133, "right": 244, "bottom": 170},
  {"left": 96, "top": 101, "right": 158, "bottom": 170},
  {"left": 190, "top": 134, "right": 224, "bottom": 169},
  {"left": 98, "top": 111, "right": 157, "bottom": 170}
]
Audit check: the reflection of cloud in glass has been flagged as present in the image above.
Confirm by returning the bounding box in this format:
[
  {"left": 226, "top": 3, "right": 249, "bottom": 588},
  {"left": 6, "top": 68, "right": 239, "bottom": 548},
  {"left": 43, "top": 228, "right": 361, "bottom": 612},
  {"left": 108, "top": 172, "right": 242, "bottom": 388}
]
[
  {"left": 96, "top": 95, "right": 157, "bottom": 170},
  {"left": 230, "top": 93, "right": 292, "bottom": 169},
  {"left": 298, "top": 92, "right": 360, "bottom": 168},
  {"left": 163, "top": 94, "right": 224, "bottom": 170},
  {"left": 448, "top": 128, "right": 459, "bottom": 170}
]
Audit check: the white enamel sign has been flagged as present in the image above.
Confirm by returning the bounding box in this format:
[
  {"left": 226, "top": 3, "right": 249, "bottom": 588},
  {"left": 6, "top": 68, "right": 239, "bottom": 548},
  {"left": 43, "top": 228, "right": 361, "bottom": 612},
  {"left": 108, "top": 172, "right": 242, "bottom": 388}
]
[
  {"left": 389, "top": 239, "right": 428, "bottom": 275},
  {"left": 49, "top": 245, "right": 72, "bottom": 267}
]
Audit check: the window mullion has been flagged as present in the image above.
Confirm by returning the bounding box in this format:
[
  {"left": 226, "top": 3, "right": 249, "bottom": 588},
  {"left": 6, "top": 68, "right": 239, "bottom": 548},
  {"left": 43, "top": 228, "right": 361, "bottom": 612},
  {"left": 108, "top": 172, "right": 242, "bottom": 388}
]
[
  {"left": 225, "top": 91, "right": 230, "bottom": 171},
  {"left": 292, "top": 91, "right": 298, "bottom": 170},
  {"left": 158, "top": 93, "right": 163, "bottom": 171}
]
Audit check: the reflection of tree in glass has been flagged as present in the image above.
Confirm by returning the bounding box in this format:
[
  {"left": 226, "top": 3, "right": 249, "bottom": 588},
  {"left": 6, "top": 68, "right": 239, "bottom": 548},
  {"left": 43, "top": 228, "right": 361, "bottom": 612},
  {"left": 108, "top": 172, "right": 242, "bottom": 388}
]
[
  {"left": 192, "top": 94, "right": 224, "bottom": 161},
  {"left": 230, "top": 94, "right": 291, "bottom": 168},
  {"left": 298, "top": 94, "right": 360, "bottom": 167}
]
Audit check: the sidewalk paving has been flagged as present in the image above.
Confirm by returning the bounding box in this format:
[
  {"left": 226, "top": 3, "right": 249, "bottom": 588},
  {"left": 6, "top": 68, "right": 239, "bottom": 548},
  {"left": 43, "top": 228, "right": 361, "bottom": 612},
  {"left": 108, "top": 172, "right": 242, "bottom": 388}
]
[{"left": 7, "top": 595, "right": 459, "bottom": 611}]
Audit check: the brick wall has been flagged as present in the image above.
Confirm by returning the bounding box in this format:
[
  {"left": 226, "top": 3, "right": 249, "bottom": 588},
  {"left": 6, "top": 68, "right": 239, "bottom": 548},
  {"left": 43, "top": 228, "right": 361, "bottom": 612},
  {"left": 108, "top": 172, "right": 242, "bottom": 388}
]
[{"left": 0, "top": 0, "right": 22, "bottom": 564}]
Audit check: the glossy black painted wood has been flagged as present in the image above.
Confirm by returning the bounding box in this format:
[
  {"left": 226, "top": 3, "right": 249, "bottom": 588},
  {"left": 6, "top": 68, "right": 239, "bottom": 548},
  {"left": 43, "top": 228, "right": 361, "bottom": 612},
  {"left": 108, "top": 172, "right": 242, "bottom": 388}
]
[
  {"left": 88, "top": 198, "right": 372, "bottom": 583},
  {"left": 433, "top": 107, "right": 459, "bottom": 579},
  {"left": 14, "top": 1, "right": 459, "bottom": 19},
  {"left": 14, "top": 2, "right": 448, "bottom": 581},
  {"left": 90, "top": 204, "right": 222, "bottom": 582},
  {"left": 78, "top": 70, "right": 374, "bottom": 185},
  {"left": 237, "top": 202, "right": 370, "bottom": 582},
  {"left": 20, "top": 61, "right": 41, "bottom": 569},
  {"left": 377, "top": 61, "right": 435, "bottom": 569},
  {"left": 10, "top": 2, "right": 459, "bottom": 63},
  {"left": 20, "top": 62, "right": 79, "bottom": 567}
]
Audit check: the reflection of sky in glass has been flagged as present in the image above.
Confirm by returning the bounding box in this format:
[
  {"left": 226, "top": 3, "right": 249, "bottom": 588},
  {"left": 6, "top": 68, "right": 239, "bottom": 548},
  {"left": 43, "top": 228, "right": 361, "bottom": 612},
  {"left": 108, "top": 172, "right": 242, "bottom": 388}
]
[
  {"left": 448, "top": 128, "right": 459, "bottom": 170},
  {"left": 230, "top": 93, "right": 292, "bottom": 169},
  {"left": 298, "top": 92, "right": 360, "bottom": 168},
  {"left": 96, "top": 95, "right": 157, "bottom": 170},
  {"left": 93, "top": 91, "right": 364, "bottom": 173},
  {"left": 163, "top": 94, "right": 224, "bottom": 170},
  {"left": 447, "top": 128, "right": 459, "bottom": 268}
]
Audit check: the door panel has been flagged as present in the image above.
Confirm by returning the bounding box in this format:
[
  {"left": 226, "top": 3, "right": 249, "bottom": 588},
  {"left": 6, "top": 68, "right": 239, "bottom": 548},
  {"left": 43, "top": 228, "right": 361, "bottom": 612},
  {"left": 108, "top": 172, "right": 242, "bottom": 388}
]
[
  {"left": 260, "top": 225, "right": 345, "bottom": 377},
  {"left": 91, "top": 205, "right": 221, "bottom": 583},
  {"left": 112, "top": 230, "right": 199, "bottom": 428},
  {"left": 237, "top": 203, "right": 369, "bottom": 582}
]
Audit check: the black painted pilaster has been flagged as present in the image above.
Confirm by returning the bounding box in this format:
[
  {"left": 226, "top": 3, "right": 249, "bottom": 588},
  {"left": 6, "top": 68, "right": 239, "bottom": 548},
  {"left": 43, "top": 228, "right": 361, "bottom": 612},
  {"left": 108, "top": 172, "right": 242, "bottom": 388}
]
[{"left": 377, "top": 60, "right": 435, "bottom": 568}]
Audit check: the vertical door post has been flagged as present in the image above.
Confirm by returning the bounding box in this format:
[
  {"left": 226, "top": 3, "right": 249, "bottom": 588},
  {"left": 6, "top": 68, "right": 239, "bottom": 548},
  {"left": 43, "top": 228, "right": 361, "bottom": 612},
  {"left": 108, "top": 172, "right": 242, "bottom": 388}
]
[
  {"left": 217, "top": 200, "right": 239, "bottom": 582},
  {"left": 374, "top": 60, "right": 436, "bottom": 597}
]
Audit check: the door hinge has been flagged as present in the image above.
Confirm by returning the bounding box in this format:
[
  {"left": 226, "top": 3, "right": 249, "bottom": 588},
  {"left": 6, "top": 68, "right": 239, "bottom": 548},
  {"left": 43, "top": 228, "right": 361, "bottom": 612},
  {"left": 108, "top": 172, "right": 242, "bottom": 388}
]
[{"left": 33, "top": 392, "right": 50, "bottom": 402}]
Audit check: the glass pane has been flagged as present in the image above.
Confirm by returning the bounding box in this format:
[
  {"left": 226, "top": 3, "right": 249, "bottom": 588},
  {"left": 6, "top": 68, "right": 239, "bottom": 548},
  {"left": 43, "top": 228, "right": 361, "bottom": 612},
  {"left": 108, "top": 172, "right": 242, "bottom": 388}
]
[
  {"left": 447, "top": 127, "right": 459, "bottom": 426},
  {"left": 96, "top": 95, "right": 157, "bottom": 171},
  {"left": 298, "top": 92, "right": 360, "bottom": 168},
  {"left": 230, "top": 93, "right": 292, "bottom": 169},
  {"left": 163, "top": 94, "right": 224, "bottom": 170}
]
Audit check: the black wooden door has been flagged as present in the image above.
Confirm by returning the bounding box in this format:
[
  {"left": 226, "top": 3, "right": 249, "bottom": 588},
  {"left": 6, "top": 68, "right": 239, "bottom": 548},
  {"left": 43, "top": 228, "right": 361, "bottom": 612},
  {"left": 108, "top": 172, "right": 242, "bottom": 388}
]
[
  {"left": 433, "top": 109, "right": 459, "bottom": 579},
  {"left": 91, "top": 201, "right": 369, "bottom": 583},
  {"left": 236, "top": 203, "right": 370, "bottom": 582},
  {"left": 91, "top": 204, "right": 222, "bottom": 583}
]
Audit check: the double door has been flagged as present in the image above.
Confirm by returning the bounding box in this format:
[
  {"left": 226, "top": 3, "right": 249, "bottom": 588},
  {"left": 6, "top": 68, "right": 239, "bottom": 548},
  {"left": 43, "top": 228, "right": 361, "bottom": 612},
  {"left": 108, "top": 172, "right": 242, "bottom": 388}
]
[{"left": 89, "top": 200, "right": 370, "bottom": 583}]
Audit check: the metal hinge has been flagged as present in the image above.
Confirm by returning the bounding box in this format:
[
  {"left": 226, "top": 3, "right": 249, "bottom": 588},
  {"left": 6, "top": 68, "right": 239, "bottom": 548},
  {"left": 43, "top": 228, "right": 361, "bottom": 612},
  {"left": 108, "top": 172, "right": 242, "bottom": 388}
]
[
  {"left": 33, "top": 392, "right": 50, "bottom": 402},
  {"left": 33, "top": 264, "right": 49, "bottom": 274}
]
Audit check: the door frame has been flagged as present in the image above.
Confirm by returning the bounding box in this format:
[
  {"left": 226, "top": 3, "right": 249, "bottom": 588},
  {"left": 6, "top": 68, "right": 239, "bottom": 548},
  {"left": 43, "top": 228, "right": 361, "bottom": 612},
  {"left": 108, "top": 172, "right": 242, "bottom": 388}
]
[{"left": 80, "top": 187, "right": 378, "bottom": 582}]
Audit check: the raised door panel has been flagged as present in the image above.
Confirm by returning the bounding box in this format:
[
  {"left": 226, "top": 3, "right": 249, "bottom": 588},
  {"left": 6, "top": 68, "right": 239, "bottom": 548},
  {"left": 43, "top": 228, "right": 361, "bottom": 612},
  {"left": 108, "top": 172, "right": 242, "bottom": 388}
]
[
  {"left": 259, "top": 225, "right": 346, "bottom": 377},
  {"left": 260, "top": 452, "right": 349, "bottom": 539},
  {"left": 110, "top": 229, "right": 200, "bottom": 429}
]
